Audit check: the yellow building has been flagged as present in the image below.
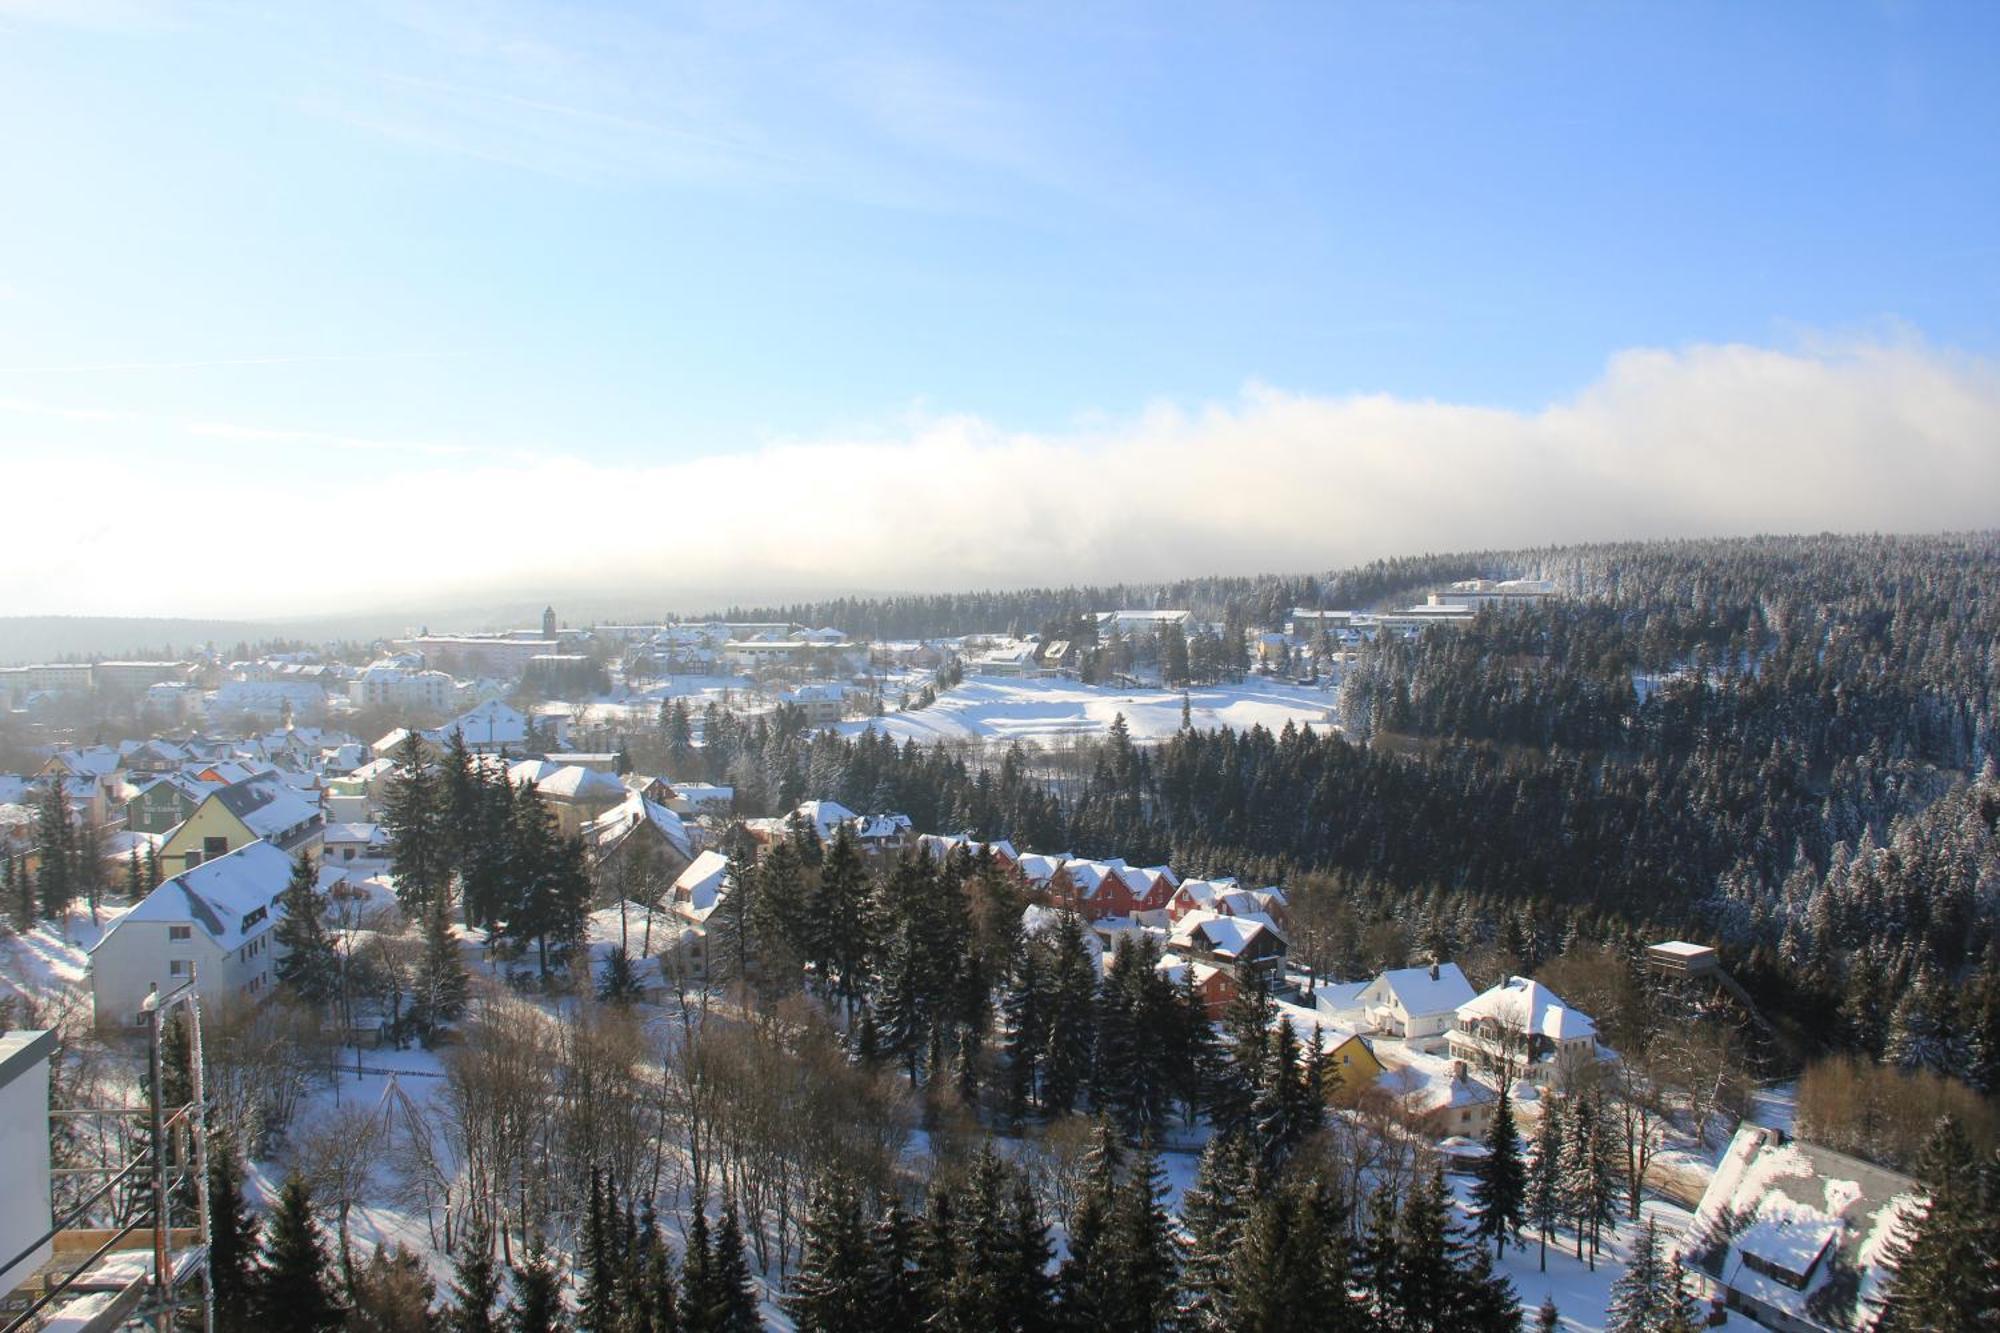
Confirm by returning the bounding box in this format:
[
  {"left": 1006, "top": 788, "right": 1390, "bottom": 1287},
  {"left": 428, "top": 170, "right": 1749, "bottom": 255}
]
[{"left": 159, "top": 777, "right": 324, "bottom": 874}]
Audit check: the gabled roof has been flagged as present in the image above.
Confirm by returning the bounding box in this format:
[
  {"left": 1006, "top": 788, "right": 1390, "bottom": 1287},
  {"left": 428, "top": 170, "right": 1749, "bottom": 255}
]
[
  {"left": 790, "top": 800, "right": 858, "bottom": 842},
  {"left": 670, "top": 850, "right": 732, "bottom": 919},
  {"left": 1456, "top": 975, "right": 1596, "bottom": 1041},
  {"left": 211, "top": 777, "right": 321, "bottom": 848},
  {"left": 95, "top": 840, "right": 298, "bottom": 952},
  {"left": 1171, "top": 909, "right": 1282, "bottom": 960},
  {"left": 587, "top": 792, "right": 692, "bottom": 862},
  {"left": 534, "top": 764, "right": 628, "bottom": 803},
  {"left": 1368, "top": 962, "right": 1476, "bottom": 1018}
]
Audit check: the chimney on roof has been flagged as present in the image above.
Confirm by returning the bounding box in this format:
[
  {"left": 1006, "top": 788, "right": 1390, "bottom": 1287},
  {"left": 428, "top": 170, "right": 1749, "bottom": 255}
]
[
  {"left": 1452, "top": 1060, "right": 1466, "bottom": 1084},
  {"left": 1429, "top": 962, "right": 1440, "bottom": 982}
]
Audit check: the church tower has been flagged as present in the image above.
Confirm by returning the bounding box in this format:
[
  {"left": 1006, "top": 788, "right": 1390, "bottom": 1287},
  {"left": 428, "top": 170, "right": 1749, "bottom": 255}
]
[{"left": 542, "top": 605, "right": 557, "bottom": 638}]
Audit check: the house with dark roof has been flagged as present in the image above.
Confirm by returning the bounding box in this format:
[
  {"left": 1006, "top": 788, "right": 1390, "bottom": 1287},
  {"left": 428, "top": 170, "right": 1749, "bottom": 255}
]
[{"left": 157, "top": 775, "right": 324, "bottom": 874}]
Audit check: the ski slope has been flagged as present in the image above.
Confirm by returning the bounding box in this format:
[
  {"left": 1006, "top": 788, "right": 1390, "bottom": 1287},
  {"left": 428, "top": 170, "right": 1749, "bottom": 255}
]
[{"left": 841, "top": 674, "right": 1340, "bottom": 745}]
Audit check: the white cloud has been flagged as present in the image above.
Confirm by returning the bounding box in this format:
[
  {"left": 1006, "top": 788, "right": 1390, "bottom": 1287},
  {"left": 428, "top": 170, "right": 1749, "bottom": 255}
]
[{"left": 1, "top": 336, "right": 1995, "bottom": 618}]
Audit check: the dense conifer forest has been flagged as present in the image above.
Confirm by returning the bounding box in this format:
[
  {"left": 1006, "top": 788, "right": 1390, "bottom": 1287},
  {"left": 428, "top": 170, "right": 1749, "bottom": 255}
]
[{"left": 668, "top": 533, "right": 2000, "bottom": 1078}]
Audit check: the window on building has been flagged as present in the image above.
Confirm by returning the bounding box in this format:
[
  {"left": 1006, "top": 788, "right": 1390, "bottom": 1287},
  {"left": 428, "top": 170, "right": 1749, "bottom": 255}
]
[
  {"left": 169, "top": 959, "right": 190, "bottom": 977},
  {"left": 203, "top": 836, "right": 229, "bottom": 859},
  {"left": 169, "top": 925, "right": 191, "bottom": 941}
]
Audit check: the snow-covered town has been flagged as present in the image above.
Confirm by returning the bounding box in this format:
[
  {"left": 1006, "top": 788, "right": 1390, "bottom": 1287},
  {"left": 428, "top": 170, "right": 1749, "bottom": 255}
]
[
  {"left": 7, "top": 4, "right": 1999, "bottom": 1328},
  {"left": 0, "top": 573, "right": 1975, "bottom": 1331}
]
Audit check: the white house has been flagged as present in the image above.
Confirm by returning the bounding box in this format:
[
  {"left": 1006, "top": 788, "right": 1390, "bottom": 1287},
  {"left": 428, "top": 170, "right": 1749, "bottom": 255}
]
[
  {"left": 1448, "top": 975, "right": 1598, "bottom": 1087},
  {"left": 1353, "top": 962, "right": 1477, "bottom": 1047},
  {"left": 88, "top": 841, "right": 322, "bottom": 1028}
]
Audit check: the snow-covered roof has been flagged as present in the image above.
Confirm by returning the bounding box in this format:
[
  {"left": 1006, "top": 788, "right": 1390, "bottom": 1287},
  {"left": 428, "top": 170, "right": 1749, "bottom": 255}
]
[
  {"left": 1376, "top": 1048, "right": 1498, "bottom": 1115},
  {"left": 587, "top": 792, "right": 693, "bottom": 861},
  {"left": 211, "top": 777, "right": 320, "bottom": 847},
  {"left": 670, "top": 850, "right": 731, "bottom": 919},
  {"left": 790, "top": 799, "right": 858, "bottom": 842},
  {"left": 1686, "top": 1124, "right": 1925, "bottom": 1325},
  {"left": 1170, "top": 908, "right": 1281, "bottom": 960},
  {"left": 96, "top": 840, "right": 300, "bottom": 952},
  {"left": 1021, "top": 905, "right": 1105, "bottom": 968},
  {"left": 1649, "top": 939, "right": 1717, "bottom": 958},
  {"left": 1456, "top": 975, "right": 1597, "bottom": 1042},
  {"left": 1368, "top": 962, "right": 1477, "bottom": 1018},
  {"left": 532, "top": 765, "right": 627, "bottom": 803}
]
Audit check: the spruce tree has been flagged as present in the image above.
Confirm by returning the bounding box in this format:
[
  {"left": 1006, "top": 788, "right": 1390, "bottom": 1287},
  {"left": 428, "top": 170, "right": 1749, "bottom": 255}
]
[
  {"left": 9, "top": 854, "right": 34, "bottom": 933},
  {"left": 1177, "top": 1132, "right": 1253, "bottom": 1330},
  {"left": 1607, "top": 1218, "right": 1669, "bottom": 1333},
  {"left": 1002, "top": 938, "right": 1048, "bottom": 1123},
  {"left": 508, "top": 1236, "right": 565, "bottom": 1333},
  {"left": 1455, "top": 1237, "right": 1524, "bottom": 1332},
  {"left": 581, "top": 1167, "right": 618, "bottom": 1333},
  {"left": 273, "top": 853, "right": 339, "bottom": 1008},
  {"left": 1111, "top": 1139, "right": 1177, "bottom": 1333},
  {"left": 597, "top": 946, "right": 643, "bottom": 1006},
  {"left": 383, "top": 731, "right": 449, "bottom": 914},
  {"left": 411, "top": 892, "right": 469, "bottom": 1044},
  {"left": 254, "top": 1173, "right": 344, "bottom": 1332},
  {"left": 680, "top": 1205, "right": 716, "bottom": 1332},
  {"left": 445, "top": 1214, "right": 501, "bottom": 1333},
  {"left": 207, "top": 1131, "right": 261, "bottom": 1333},
  {"left": 708, "top": 1203, "right": 760, "bottom": 1333},
  {"left": 811, "top": 827, "right": 874, "bottom": 1020},
  {"left": 1526, "top": 1095, "right": 1566, "bottom": 1271},
  {"left": 1040, "top": 912, "right": 1098, "bottom": 1116},
  {"left": 1353, "top": 1186, "right": 1402, "bottom": 1329},
  {"left": 868, "top": 1199, "right": 918, "bottom": 1330},
  {"left": 35, "top": 777, "right": 74, "bottom": 923},
  {"left": 1391, "top": 1166, "right": 1460, "bottom": 1333},
  {"left": 1535, "top": 1295, "right": 1561, "bottom": 1332},
  {"left": 1471, "top": 1086, "right": 1527, "bottom": 1256},
  {"left": 1876, "top": 1114, "right": 1991, "bottom": 1328},
  {"left": 348, "top": 1242, "right": 436, "bottom": 1332},
  {"left": 785, "top": 1176, "right": 875, "bottom": 1333}
]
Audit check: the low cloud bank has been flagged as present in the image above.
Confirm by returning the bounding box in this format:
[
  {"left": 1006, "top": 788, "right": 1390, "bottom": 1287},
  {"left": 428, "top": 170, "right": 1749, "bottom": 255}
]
[{"left": 6, "top": 337, "right": 1997, "bottom": 617}]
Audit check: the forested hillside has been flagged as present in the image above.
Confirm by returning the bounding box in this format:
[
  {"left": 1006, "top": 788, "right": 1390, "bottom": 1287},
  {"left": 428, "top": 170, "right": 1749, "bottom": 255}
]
[{"left": 663, "top": 532, "right": 2000, "bottom": 1076}]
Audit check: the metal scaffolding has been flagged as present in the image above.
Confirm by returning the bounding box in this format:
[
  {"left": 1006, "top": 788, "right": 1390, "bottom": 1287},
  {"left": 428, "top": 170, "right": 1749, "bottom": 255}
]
[{"left": 2, "top": 976, "right": 212, "bottom": 1333}]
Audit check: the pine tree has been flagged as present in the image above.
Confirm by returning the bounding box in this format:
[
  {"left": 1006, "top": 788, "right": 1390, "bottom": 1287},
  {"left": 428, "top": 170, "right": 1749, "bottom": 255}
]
[
  {"left": 254, "top": 1174, "right": 344, "bottom": 1332},
  {"left": 1229, "top": 1169, "right": 1357, "bottom": 1333},
  {"left": 35, "top": 777, "right": 74, "bottom": 923},
  {"left": 383, "top": 731, "right": 449, "bottom": 914},
  {"left": 445, "top": 1214, "right": 501, "bottom": 1333},
  {"left": 9, "top": 854, "right": 34, "bottom": 933},
  {"left": 207, "top": 1131, "right": 261, "bottom": 1333},
  {"left": 681, "top": 1205, "right": 716, "bottom": 1332},
  {"left": 597, "top": 946, "right": 643, "bottom": 1006},
  {"left": 785, "top": 1176, "right": 875, "bottom": 1333},
  {"left": 630, "top": 1200, "right": 680, "bottom": 1333},
  {"left": 1040, "top": 912, "right": 1098, "bottom": 1116},
  {"left": 1471, "top": 1086, "right": 1527, "bottom": 1256},
  {"left": 1455, "top": 1235, "right": 1524, "bottom": 1332},
  {"left": 868, "top": 1199, "right": 918, "bottom": 1330},
  {"left": 1535, "top": 1296, "right": 1561, "bottom": 1332},
  {"left": 1177, "top": 1133, "right": 1253, "bottom": 1331},
  {"left": 1526, "top": 1095, "right": 1566, "bottom": 1271},
  {"left": 1876, "top": 1114, "right": 1991, "bottom": 1329},
  {"left": 1607, "top": 1218, "right": 1669, "bottom": 1333},
  {"left": 1110, "top": 1139, "right": 1176, "bottom": 1333},
  {"left": 273, "top": 853, "right": 339, "bottom": 1008},
  {"left": 508, "top": 1236, "right": 565, "bottom": 1333},
  {"left": 1353, "top": 1186, "right": 1402, "bottom": 1330},
  {"left": 125, "top": 844, "right": 142, "bottom": 899},
  {"left": 708, "top": 1203, "right": 760, "bottom": 1333},
  {"left": 1002, "top": 938, "right": 1048, "bottom": 1123},
  {"left": 411, "top": 892, "right": 469, "bottom": 1044},
  {"left": 581, "top": 1167, "right": 618, "bottom": 1333},
  {"left": 811, "top": 827, "right": 875, "bottom": 1020},
  {"left": 1391, "top": 1166, "right": 1459, "bottom": 1333}
]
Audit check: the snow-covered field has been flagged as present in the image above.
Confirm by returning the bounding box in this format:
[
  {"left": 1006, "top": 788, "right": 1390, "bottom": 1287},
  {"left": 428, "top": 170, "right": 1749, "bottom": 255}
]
[{"left": 840, "top": 675, "right": 1340, "bottom": 746}]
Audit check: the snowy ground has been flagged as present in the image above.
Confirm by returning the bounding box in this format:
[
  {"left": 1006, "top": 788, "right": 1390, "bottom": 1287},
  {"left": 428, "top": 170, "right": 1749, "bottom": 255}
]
[{"left": 838, "top": 675, "right": 1341, "bottom": 746}]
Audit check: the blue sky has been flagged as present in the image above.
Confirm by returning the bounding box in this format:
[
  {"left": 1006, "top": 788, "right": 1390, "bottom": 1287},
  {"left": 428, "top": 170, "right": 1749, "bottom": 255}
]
[{"left": 1, "top": 2, "right": 1997, "bottom": 616}]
